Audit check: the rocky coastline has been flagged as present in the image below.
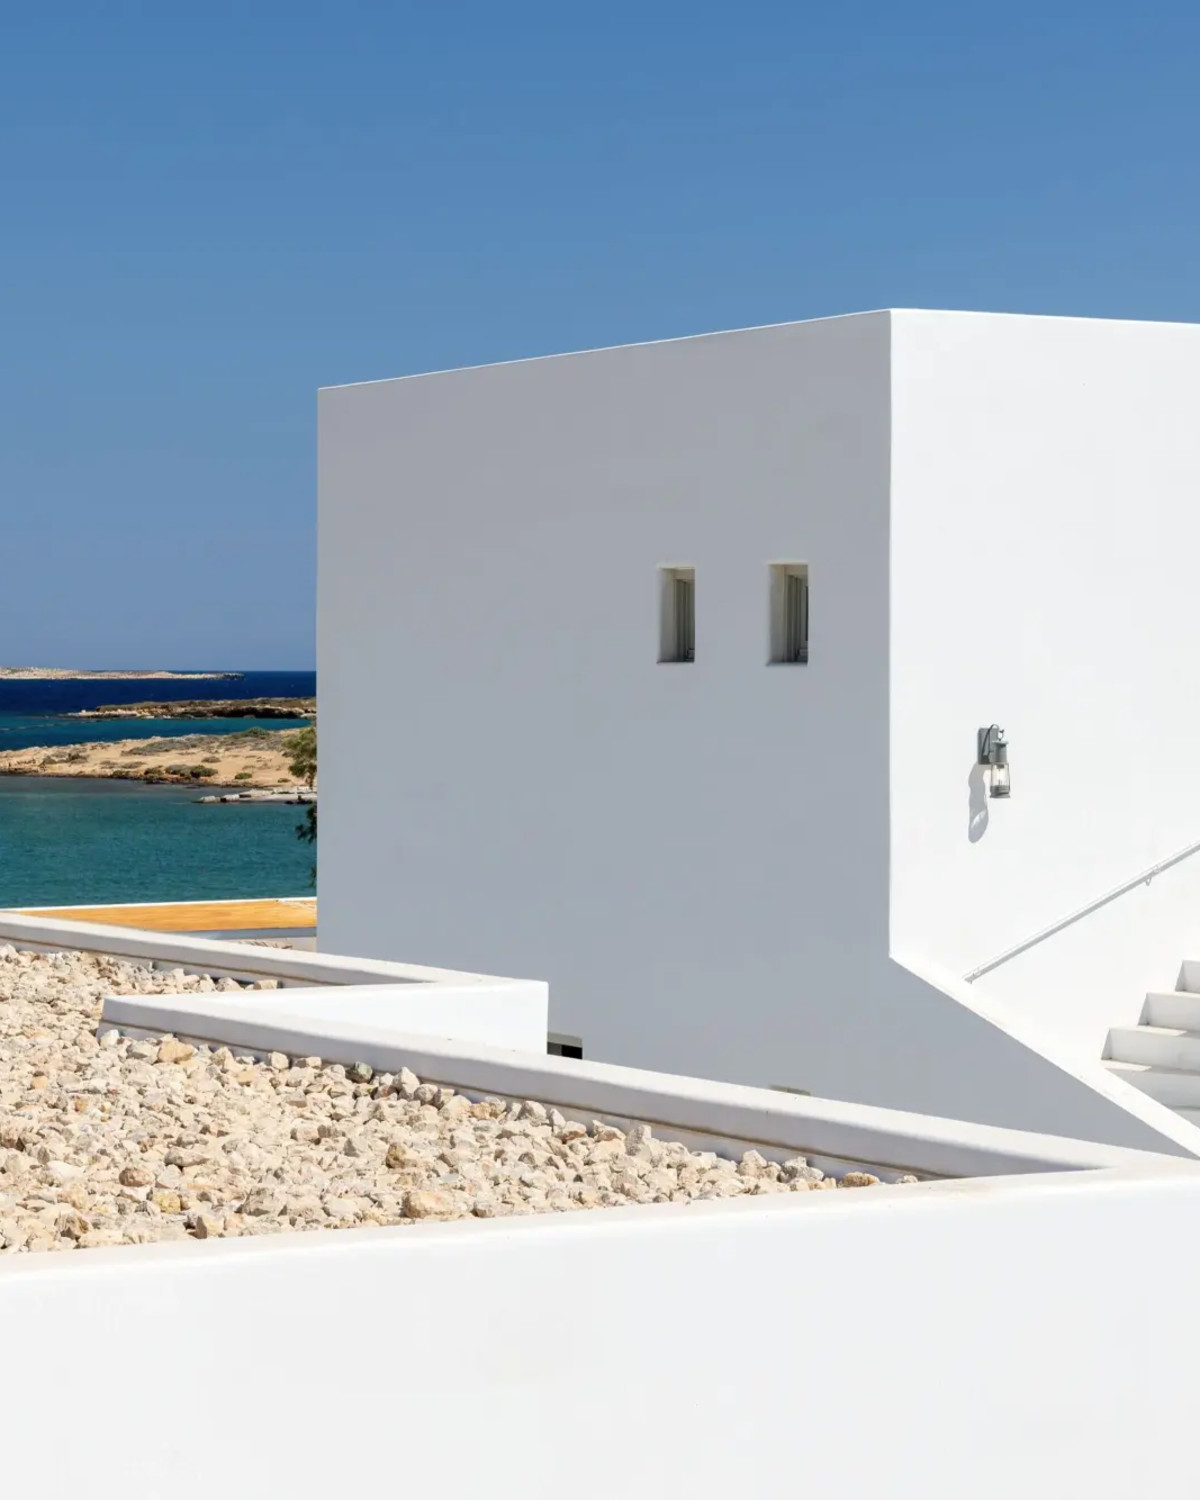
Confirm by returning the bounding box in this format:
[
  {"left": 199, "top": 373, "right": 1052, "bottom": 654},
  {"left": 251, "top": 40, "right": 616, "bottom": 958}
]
[
  {"left": 0, "top": 728, "right": 309, "bottom": 791},
  {"left": 70, "top": 697, "right": 314, "bottom": 721}
]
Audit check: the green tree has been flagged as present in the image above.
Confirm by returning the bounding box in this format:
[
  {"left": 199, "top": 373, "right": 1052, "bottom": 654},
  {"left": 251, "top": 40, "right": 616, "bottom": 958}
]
[
  {"left": 287, "top": 724, "right": 317, "bottom": 884},
  {"left": 286, "top": 725, "right": 316, "bottom": 787}
]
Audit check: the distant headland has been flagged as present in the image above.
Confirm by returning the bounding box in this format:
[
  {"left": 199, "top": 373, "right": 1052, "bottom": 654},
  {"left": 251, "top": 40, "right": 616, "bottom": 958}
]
[
  {"left": 0, "top": 668, "right": 243, "bottom": 681},
  {"left": 70, "top": 696, "right": 313, "bottom": 720}
]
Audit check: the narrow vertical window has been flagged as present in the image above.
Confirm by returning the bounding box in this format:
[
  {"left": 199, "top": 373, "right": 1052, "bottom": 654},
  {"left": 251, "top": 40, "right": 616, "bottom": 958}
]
[
  {"left": 769, "top": 563, "right": 809, "bottom": 664},
  {"left": 659, "top": 567, "right": 695, "bottom": 662}
]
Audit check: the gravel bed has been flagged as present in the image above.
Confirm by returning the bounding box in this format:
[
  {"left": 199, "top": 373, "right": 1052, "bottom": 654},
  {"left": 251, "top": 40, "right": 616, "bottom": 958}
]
[{"left": 0, "top": 947, "right": 908, "bottom": 1253}]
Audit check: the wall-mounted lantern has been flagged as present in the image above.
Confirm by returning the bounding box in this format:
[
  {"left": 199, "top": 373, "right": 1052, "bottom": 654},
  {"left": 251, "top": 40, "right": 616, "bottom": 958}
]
[{"left": 977, "top": 725, "right": 1010, "bottom": 799}]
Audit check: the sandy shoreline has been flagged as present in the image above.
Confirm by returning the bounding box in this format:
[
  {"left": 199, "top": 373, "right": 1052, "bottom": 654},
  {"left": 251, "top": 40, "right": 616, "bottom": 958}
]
[{"left": 0, "top": 728, "right": 307, "bottom": 790}]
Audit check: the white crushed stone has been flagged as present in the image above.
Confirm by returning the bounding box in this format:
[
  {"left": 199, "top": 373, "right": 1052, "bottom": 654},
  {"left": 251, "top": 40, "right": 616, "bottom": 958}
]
[{"left": 0, "top": 946, "right": 912, "bottom": 1253}]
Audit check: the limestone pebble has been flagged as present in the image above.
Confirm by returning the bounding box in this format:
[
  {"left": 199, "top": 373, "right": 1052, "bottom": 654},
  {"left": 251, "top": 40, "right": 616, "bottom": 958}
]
[{"left": 0, "top": 944, "right": 907, "bottom": 1253}]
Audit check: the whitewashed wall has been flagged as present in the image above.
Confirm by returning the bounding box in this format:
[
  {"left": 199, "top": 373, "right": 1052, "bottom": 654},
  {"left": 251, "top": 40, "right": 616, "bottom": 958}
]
[
  {"left": 890, "top": 310, "right": 1200, "bottom": 1060},
  {"left": 5, "top": 1162, "right": 1200, "bottom": 1498},
  {"left": 319, "top": 313, "right": 898, "bottom": 1083},
  {"left": 319, "top": 311, "right": 1200, "bottom": 1154}
]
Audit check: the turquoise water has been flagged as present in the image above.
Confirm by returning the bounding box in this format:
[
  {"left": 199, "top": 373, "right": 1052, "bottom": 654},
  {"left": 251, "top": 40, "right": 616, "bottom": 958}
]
[
  {"left": 0, "top": 777, "right": 313, "bottom": 907},
  {"left": 0, "top": 672, "right": 316, "bottom": 907}
]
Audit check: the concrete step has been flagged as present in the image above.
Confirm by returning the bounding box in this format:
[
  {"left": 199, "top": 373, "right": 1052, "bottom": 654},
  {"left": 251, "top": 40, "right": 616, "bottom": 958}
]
[
  {"left": 1143, "top": 991, "right": 1200, "bottom": 1031},
  {"left": 1178, "top": 960, "right": 1200, "bottom": 995},
  {"left": 1104, "top": 1058, "right": 1200, "bottom": 1107},
  {"left": 1175, "top": 1107, "right": 1200, "bottom": 1128},
  {"left": 1106, "top": 1024, "right": 1200, "bottom": 1071}
]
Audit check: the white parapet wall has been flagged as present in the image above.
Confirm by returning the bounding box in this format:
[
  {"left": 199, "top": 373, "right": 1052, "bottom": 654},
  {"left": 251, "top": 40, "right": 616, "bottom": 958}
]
[
  {"left": 0, "top": 910, "right": 549, "bottom": 1055},
  {"left": 4, "top": 924, "right": 1199, "bottom": 1495},
  {"left": 5, "top": 1165, "right": 1200, "bottom": 1499},
  {"left": 97, "top": 983, "right": 1165, "bottom": 1182},
  {"left": 20, "top": 902, "right": 1193, "bottom": 1163}
]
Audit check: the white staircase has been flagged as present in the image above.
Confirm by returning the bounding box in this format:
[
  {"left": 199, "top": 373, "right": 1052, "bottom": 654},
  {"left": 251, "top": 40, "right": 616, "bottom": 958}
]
[{"left": 1105, "top": 963, "right": 1200, "bottom": 1125}]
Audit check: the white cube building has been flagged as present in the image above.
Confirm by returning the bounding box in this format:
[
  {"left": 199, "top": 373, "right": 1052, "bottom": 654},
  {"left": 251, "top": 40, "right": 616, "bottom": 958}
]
[{"left": 319, "top": 310, "right": 1200, "bottom": 1156}]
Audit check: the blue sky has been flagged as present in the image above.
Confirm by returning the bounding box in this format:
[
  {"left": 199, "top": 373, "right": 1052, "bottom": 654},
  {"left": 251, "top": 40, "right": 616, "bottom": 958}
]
[{"left": 2, "top": 3, "right": 1198, "bottom": 667}]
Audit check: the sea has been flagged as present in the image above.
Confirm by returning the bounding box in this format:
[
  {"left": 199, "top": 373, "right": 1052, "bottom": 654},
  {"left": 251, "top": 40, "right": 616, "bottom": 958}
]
[{"left": 0, "top": 671, "right": 316, "bottom": 908}]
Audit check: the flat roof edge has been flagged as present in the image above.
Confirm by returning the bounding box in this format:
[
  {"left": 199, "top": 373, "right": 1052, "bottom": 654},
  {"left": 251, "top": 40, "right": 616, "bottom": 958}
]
[
  {"left": 318, "top": 307, "right": 1200, "bottom": 395},
  {"left": 316, "top": 309, "right": 894, "bottom": 393}
]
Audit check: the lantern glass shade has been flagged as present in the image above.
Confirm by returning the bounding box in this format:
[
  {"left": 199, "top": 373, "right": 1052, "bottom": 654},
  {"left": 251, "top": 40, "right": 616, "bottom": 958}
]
[{"left": 977, "top": 725, "right": 1010, "bottom": 799}]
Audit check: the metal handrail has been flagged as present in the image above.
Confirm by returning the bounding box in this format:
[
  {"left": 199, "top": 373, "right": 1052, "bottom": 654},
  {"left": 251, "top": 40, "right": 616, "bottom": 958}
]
[{"left": 963, "top": 834, "right": 1200, "bottom": 983}]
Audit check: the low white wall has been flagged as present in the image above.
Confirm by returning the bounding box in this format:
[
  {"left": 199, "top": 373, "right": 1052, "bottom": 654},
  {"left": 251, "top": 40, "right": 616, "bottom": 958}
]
[
  {"left": 0, "top": 911, "right": 549, "bottom": 1056},
  {"left": 4, "top": 1161, "right": 1200, "bottom": 1498},
  {"left": 22, "top": 902, "right": 1194, "bottom": 1161},
  {"left": 99, "top": 988, "right": 1167, "bottom": 1180},
  {"left": 104, "top": 979, "right": 548, "bottom": 1059}
]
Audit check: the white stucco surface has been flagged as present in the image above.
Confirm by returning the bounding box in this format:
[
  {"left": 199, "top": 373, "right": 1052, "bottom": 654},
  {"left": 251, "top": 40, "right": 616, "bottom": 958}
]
[
  {"left": 890, "top": 310, "right": 1200, "bottom": 1057},
  {"left": 0, "top": 911, "right": 549, "bottom": 1055},
  {"left": 319, "top": 313, "right": 897, "bottom": 1080},
  {"left": 318, "top": 309, "right": 1200, "bottom": 1154},
  {"left": 5, "top": 1159, "right": 1200, "bottom": 1498}
]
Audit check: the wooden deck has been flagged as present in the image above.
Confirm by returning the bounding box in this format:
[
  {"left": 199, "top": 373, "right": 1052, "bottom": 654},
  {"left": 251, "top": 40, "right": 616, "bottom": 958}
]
[{"left": 15, "top": 898, "right": 317, "bottom": 933}]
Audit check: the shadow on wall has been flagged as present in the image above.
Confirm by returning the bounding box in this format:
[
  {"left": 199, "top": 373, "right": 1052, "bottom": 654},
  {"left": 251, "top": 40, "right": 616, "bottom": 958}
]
[{"left": 968, "top": 762, "right": 989, "bottom": 844}]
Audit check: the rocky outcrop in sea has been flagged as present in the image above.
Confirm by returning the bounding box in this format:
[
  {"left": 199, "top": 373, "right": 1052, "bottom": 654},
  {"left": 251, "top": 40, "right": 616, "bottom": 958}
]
[{"left": 69, "top": 697, "right": 314, "bottom": 721}]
